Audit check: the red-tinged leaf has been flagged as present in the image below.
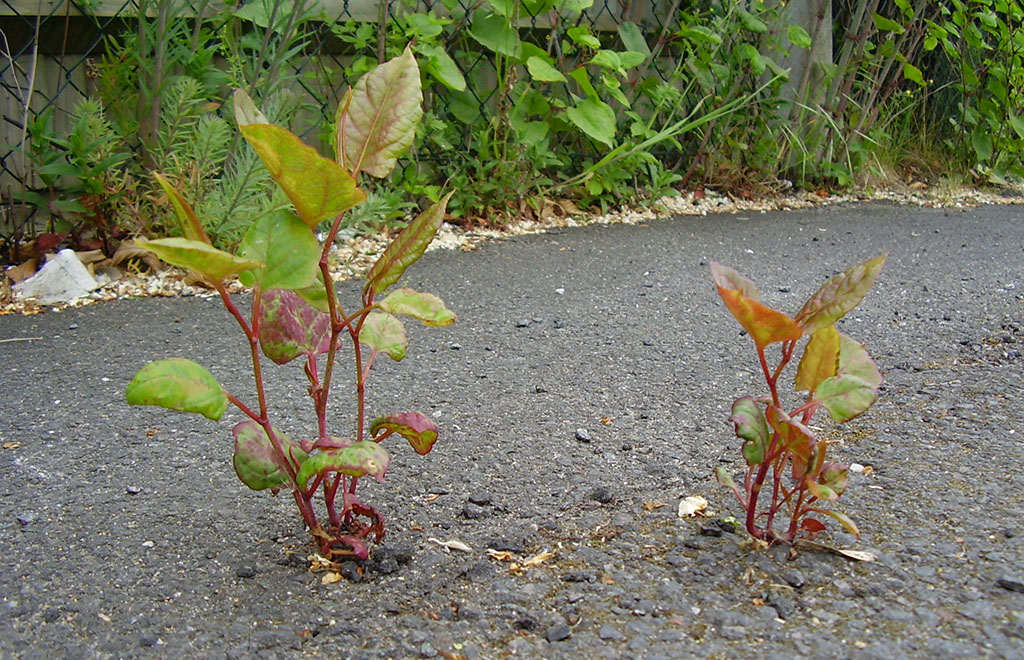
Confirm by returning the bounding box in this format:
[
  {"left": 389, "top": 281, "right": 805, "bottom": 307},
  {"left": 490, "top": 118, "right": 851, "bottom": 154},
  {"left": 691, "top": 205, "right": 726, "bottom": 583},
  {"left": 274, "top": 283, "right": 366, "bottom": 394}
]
[
  {"left": 359, "top": 312, "right": 407, "bottom": 361},
  {"left": 336, "top": 45, "right": 423, "bottom": 178},
  {"left": 232, "top": 421, "right": 308, "bottom": 490},
  {"left": 239, "top": 123, "right": 365, "bottom": 228},
  {"left": 808, "top": 508, "right": 861, "bottom": 538},
  {"left": 370, "top": 411, "right": 439, "bottom": 455},
  {"left": 795, "top": 324, "right": 840, "bottom": 393},
  {"left": 365, "top": 191, "right": 453, "bottom": 295},
  {"left": 237, "top": 209, "right": 321, "bottom": 290},
  {"left": 819, "top": 461, "right": 849, "bottom": 496},
  {"left": 766, "top": 406, "right": 817, "bottom": 479},
  {"left": 794, "top": 255, "right": 886, "bottom": 334},
  {"left": 136, "top": 238, "right": 262, "bottom": 282},
  {"left": 709, "top": 262, "right": 762, "bottom": 300},
  {"left": 800, "top": 518, "right": 827, "bottom": 533},
  {"left": 729, "top": 396, "right": 770, "bottom": 465},
  {"left": 378, "top": 288, "right": 456, "bottom": 326},
  {"left": 126, "top": 358, "right": 227, "bottom": 421},
  {"left": 295, "top": 442, "right": 391, "bottom": 486},
  {"left": 816, "top": 334, "right": 881, "bottom": 423},
  {"left": 258, "top": 289, "right": 332, "bottom": 365},
  {"left": 153, "top": 172, "right": 209, "bottom": 244}
]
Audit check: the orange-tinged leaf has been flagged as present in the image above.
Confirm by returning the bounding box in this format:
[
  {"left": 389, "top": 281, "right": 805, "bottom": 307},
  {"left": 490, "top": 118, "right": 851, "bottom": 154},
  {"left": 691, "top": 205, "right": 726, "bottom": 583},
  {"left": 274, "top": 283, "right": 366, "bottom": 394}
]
[
  {"left": 366, "top": 191, "right": 452, "bottom": 295},
  {"left": 136, "top": 238, "right": 261, "bottom": 281},
  {"left": 716, "top": 286, "right": 803, "bottom": 349},
  {"left": 709, "top": 261, "right": 761, "bottom": 300},
  {"left": 795, "top": 324, "right": 840, "bottom": 393},
  {"left": 239, "top": 123, "right": 365, "bottom": 227}
]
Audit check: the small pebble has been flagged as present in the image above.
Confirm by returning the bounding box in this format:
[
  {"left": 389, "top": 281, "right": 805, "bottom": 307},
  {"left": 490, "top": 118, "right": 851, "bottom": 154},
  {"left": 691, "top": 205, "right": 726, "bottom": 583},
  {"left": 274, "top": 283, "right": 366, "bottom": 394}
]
[
  {"left": 589, "top": 486, "right": 614, "bottom": 504},
  {"left": 545, "top": 622, "right": 572, "bottom": 642},
  {"left": 235, "top": 565, "right": 257, "bottom": 578},
  {"left": 126, "top": 485, "right": 142, "bottom": 495},
  {"left": 997, "top": 577, "right": 1024, "bottom": 593},
  {"left": 575, "top": 428, "right": 592, "bottom": 443},
  {"left": 468, "top": 492, "right": 492, "bottom": 506}
]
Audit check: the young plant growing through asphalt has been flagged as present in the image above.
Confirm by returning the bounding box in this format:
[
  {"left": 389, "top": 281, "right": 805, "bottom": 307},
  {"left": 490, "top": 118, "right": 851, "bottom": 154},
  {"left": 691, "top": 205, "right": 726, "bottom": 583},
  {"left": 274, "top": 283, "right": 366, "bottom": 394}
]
[
  {"left": 710, "top": 256, "right": 886, "bottom": 545},
  {"left": 125, "top": 48, "right": 455, "bottom": 560}
]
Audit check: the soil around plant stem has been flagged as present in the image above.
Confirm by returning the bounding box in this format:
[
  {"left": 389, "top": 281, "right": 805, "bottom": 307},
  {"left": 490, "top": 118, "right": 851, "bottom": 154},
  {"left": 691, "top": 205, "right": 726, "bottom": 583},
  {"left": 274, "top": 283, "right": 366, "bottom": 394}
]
[{"left": 1, "top": 201, "right": 1023, "bottom": 659}]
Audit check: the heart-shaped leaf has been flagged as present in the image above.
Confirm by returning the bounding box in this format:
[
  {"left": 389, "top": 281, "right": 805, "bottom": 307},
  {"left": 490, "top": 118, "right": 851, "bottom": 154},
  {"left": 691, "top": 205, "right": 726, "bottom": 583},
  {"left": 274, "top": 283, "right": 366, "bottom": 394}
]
[
  {"left": 794, "top": 255, "right": 886, "bottom": 334},
  {"left": 295, "top": 442, "right": 391, "bottom": 487},
  {"left": 239, "top": 123, "right": 365, "bottom": 227},
  {"left": 795, "top": 324, "right": 840, "bottom": 393},
  {"left": 336, "top": 45, "right": 423, "bottom": 179},
  {"left": 378, "top": 288, "right": 456, "bottom": 326},
  {"left": 729, "top": 396, "right": 770, "bottom": 465},
  {"left": 365, "top": 191, "right": 453, "bottom": 295},
  {"left": 359, "top": 312, "right": 407, "bottom": 361},
  {"left": 237, "top": 209, "right": 321, "bottom": 290},
  {"left": 136, "top": 238, "right": 262, "bottom": 282},
  {"left": 126, "top": 358, "right": 227, "bottom": 421},
  {"left": 232, "top": 421, "right": 308, "bottom": 490},
  {"left": 370, "top": 412, "right": 439, "bottom": 455},
  {"left": 258, "top": 289, "right": 332, "bottom": 365}
]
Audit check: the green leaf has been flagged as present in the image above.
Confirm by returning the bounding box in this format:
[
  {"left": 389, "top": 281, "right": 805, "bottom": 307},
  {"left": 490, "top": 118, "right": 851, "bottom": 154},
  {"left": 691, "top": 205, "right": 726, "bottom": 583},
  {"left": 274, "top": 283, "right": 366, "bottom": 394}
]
[
  {"left": 240, "top": 123, "right": 365, "bottom": 227},
  {"left": 793, "top": 255, "right": 887, "bottom": 334},
  {"left": 617, "top": 51, "right": 647, "bottom": 70},
  {"left": 337, "top": 46, "right": 424, "bottom": 178},
  {"left": 468, "top": 11, "right": 522, "bottom": 58},
  {"left": 617, "top": 21, "right": 651, "bottom": 56},
  {"left": 816, "top": 335, "right": 881, "bottom": 423},
  {"left": 258, "top": 289, "right": 332, "bottom": 365},
  {"left": 819, "top": 462, "right": 849, "bottom": 497},
  {"left": 126, "top": 358, "right": 227, "bottom": 421},
  {"left": 564, "top": 96, "right": 617, "bottom": 147},
  {"left": 232, "top": 421, "right": 308, "bottom": 490},
  {"left": 237, "top": 209, "right": 320, "bottom": 290},
  {"left": 418, "top": 44, "right": 467, "bottom": 91},
  {"left": 710, "top": 262, "right": 803, "bottom": 349},
  {"left": 370, "top": 411, "right": 439, "bottom": 455},
  {"left": 766, "top": 406, "right": 817, "bottom": 480},
  {"left": 378, "top": 288, "right": 456, "bottom": 326},
  {"left": 787, "top": 24, "right": 812, "bottom": 49},
  {"left": 738, "top": 8, "right": 768, "bottom": 33},
  {"left": 568, "top": 67, "right": 598, "bottom": 98},
  {"left": 903, "top": 62, "right": 925, "bottom": 86},
  {"left": 135, "top": 238, "right": 262, "bottom": 282},
  {"left": 153, "top": 172, "right": 210, "bottom": 244},
  {"left": 365, "top": 191, "right": 453, "bottom": 295},
  {"left": 729, "top": 396, "right": 770, "bottom": 465},
  {"left": 715, "top": 466, "right": 741, "bottom": 499},
  {"left": 295, "top": 442, "right": 391, "bottom": 486},
  {"left": 359, "top": 312, "right": 407, "bottom": 361},
  {"left": 590, "top": 50, "right": 622, "bottom": 71},
  {"left": 526, "top": 56, "right": 567, "bottom": 82},
  {"left": 795, "top": 324, "right": 840, "bottom": 393},
  {"left": 567, "top": 25, "right": 601, "bottom": 49},
  {"left": 557, "top": 0, "right": 593, "bottom": 12},
  {"left": 1010, "top": 114, "right": 1024, "bottom": 139},
  {"left": 873, "top": 12, "right": 905, "bottom": 34},
  {"left": 972, "top": 124, "right": 993, "bottom": 162},
  {"left": 293, "top": 269, "right": 332, "bottom": 313},
  {"left": 805, "top": 478, "right": 838, "bottom": 501}
]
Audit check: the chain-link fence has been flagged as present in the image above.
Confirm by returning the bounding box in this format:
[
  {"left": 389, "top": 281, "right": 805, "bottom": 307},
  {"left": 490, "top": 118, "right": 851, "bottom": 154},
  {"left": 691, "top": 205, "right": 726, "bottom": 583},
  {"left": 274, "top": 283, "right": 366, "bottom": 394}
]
[{"left": 0, "top": 1, "right": 682, "bottom": 227}]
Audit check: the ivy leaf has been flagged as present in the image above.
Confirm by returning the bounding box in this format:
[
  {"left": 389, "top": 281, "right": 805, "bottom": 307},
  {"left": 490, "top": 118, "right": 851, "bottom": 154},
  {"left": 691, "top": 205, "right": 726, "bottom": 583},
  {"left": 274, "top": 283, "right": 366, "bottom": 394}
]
[
  {"left": 237, "top": 209, "right": 321, "bottom": 291},
  {"left": 378, "top": 288, "right": 456, "bottom": 326},
  {"left": 295, "top": 442, "right": 391, "bottom": 487},
  {"left": 793, "top": 255, "right": 886, "bottom": 334},
  {"left": 126, "top": 358, "right": 227, "bottom": 421},
  {"left": 359, "top": 312, "right": 407, "bottom": 361},
  {"left": 258, "top": 289, "right": 332, "bottom": 365},
  {"left": 135, "top": 238, "right": 261, "bottom": 282},
  {"left": 232, "top": 421, "right": 308, "bottom": 491},
  {"left": 239, "top": 122, "right": 365, "bottom": 227},
  {"left": 365, "top": 191, "right": 452, "bottom": 295},
  {"left": 370, "top": 412, "right": 439, "bottom": 455},
  {"left": 729, "top": 396, "right": 770, "bottom": 465},
  {"left": 337, "top": 45, "right": 424, "bottom": 178}
]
